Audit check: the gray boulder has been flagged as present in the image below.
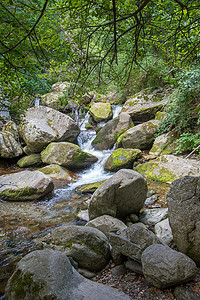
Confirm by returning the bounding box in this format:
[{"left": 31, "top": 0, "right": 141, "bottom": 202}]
[
  {"left": 92, "top": 112, "right": 132, "bottom": 150},
  {"left": 173, "top": 286, "right": 200, "bottom": 300},
  {"left": 141, "top": 244, "right": 198, "bottom": 289},
  {"left": 0, "top": 131, "right": 23, "bottom": 158},
  {"left": 117, "top": 119, "right": 159, "bottom": 150},
  {"left": 135, "top": 155, "right": 200, "bottom": 183},
  {"left": 89, "top": 169, "right": 147, "bottom": 220},
  {"left": 86, "top": 215, "right": 127, "bottom": 238},
  {"left": 41, "top": 142, "right": 98, "bottom": 169},
  {"left": 19, "top": 106, "right": 80, "bottom": 153},
  {"left": 0, "top": 170, "right": 54, "bottom": 201},
  {"left": 167, "top": 176, "right": 200, "bottom": 265},
  {"left": 5, "top": 250, "right": 130, "bottom": 300},
  {"left": 109, "top": 224, "right": 163, "bottom": 262},
  {"left": 121, "top": 88, "right": 169, "bottom": 122},
  {"left": 40, "top": 225, "right": 110, "bottom": 272}
]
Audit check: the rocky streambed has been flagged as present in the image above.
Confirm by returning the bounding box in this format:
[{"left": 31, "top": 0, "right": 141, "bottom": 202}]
[{"left": 0, "top": 84, "right": 200, "bottom": 299}]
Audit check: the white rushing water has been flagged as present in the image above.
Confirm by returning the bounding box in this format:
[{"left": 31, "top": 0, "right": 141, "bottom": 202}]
[{"left": 55, "top": 105, "right": 122, "bottom": 195}]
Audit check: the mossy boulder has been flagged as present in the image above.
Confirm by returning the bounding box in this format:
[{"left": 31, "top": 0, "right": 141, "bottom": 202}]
[
  {"left": 117, "top": 119, "right": 159, "bottom": 150},
  {"left": 0, "top": 170, "right": 54, "bottom": 201},
  {"left": 92, "top": 113, "right": 133, "bottom": 150},
  {"left": 40, "top": 225, "right": 111, "bottom": 272},
  {"left": 19, "top": 106, "right": 80, "bottom": 153},
  {"left": 40, "top": 91, "right": 64, "bottom": 110},
  {"left": 135, "top": 155, "right": 200, "bottom": 183},
  {"left": 38, "top": 164, "right": 77, "bottom": 182},
  {"left": 150, "top": 133, "right": 179, "bottom": 155},
  {"left": 104, "top": 148, "right": 142, "bottom": 172},
  {"left": 17, "top": 154, "right": 42, "bottom": 168},
  {"left": 89, "top": 102, "right": 113, "bottom": 123},
  {"left": 5, "top": 249, "right": 129, "bottom": 300},
  {"left": 0, "top": 131, "right": 23, "bottom": 158},
  {"left": 75, "top": 180, "right": 106, "bottom": 194},
  {"left": 51, "top": 81, "right": 71, "bottom": 93},
  {"left": 121, "top": 88, "right": 170, "bottom": 122},
  {"left": 41, "top": 142, "right": 98, "bottom": 169}
]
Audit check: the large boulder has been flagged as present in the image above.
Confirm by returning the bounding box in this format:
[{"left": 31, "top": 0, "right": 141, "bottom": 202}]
[
  {"left": 89, "top": 102, "right": 113, "bottom": 123},
  {"left": 51, "top": 81, "right": 70, "bottom": 93},
  {"left": 86, "top": 215, "right": 127, "bottom": 238},
  {"left": 40, "top": 82, "right": 71, "bottom": 110},
  {"left": 121, "top": 88, "right": 170, "bottom": 123},
  {"left": 109, "top": 224, "right": 163, "bottom": 263},
  {"left": 135, "top": 155, "right": 200, "bottom": 183},
  {"left": 41, "top": 142, "right": 98, "bottom": 169},
  {"left": 117, "top": 119, "right": 159, "bottom": 150},
  {"left": 89, "top": 169, "right": 147, "bottom": 220},
  {"left": 150, "top": 132, "right": 179, "bottom": 155},
  {"left": 0, "top": 170, "right": 54, "bottom": 201},
  {"left": 18, "top": 106, "right": 80, "bottom": 153},
  {"left": 104, "top": 148, "right": 142, "bottom": 171},
  {"left": 92, "top": 112, "right": 133, "bottom": 150},
  {"left": 5, "top": 250, "right": 129, "bottom": 300},
  {"left": 141, "top": 244, "right": 198, "bottom": 289},
  {"left": 40, "top": 92, "right": 64, "bottom": 110},
  {"left": 0, "top": 131, "right": 23, "bottom": 158},
  {"left": 167, "top": 176, "right": 200, "bottom": 265},
  {"left": 38, "top": 164, "right": 77, "bottom": 181},
  {"left": 40, "top": 225, "right": 110, "bottom": 272}
]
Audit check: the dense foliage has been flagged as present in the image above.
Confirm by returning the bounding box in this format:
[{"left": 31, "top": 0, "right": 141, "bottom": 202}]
[{"left": 0, "top": 0, "right": 199, "bottom": 152}]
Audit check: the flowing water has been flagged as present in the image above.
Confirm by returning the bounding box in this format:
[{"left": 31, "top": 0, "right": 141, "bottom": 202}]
[
  {"left": 0, "top": 105, "right": 121, "bottom": 294},
  {"left": 0, "top": 104, "right": 170, "bottom": 295}
]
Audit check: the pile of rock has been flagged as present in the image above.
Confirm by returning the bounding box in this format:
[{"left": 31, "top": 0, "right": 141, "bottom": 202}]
[{"left": 5, "top": 171, "right": 200, "bottom": 299}]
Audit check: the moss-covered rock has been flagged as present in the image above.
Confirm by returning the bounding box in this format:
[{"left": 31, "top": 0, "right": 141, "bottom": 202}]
[
  {"left": 41, "top": 225, "right": 111, "bottom": 272},
  {"left": 117, "top": 119, "right": 159, "bottom": 150},
  {"left": 150, "top": 133, "right": 179, "bottom": 156},
  {"left": 75, "top": 180, "right": 106, "bottom": 194},
  {"left": 121, "top": 88, "right": 171, "bottom": 122},
  {"left": 0, "top": 170, "right": 54, "bottom": 201},
  {"left": 92, "top": 113, "right": 133, "bottom": 150},
  {"left": 135, "top": 155, "right": 200, "bottom": 183},
  {"left": 38, "top": 164, "right": 77, "bottom": 181},
  {"left": 41, "top": 142, "right": 98, "bottom": 169},
  {"left": 104, "top": 148, "right": 142, "bottom": 171},
  {"left": 17, "top": 154, "right": 42, "bottom": 168},
  {"left": 89, "top": 102, "right": 113, "bottom": 123}
]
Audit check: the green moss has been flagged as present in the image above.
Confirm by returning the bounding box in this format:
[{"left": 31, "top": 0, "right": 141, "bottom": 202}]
[
  {"left": 92, "top": 135, "right": 103, "bottom": 145},
  {"left": 114, "top": 123, "right": 134, "bottom": 141},
  {"left": 105, "top": 148, "right": 142, "bottom": 171},
  {"left": 1, "top": 186, "right": 38, "bottom": 201},
  {"left": 73, "top": 149, "right": 91, "bottom": 164},
  {"left": 135, "top": 162, "right": 176, "bottom": 183},
  {"left": 17, "top": 154, "right": 41, "bottom": 168},
  {"left": 9, "top": 270, "right": 40, "bottom": 299},
  {"left": 75, "top": 180, "right": 106, "bottom": 194},
  {"left": 89, "top": 103, "right": 113, "bottom": 123}
]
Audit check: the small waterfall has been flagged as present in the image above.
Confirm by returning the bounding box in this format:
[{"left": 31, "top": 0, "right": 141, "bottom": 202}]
[
  {"left": 34, "top": 97, "right": 40, "bottom": 106},
  {"left": 112, "top": 104, "right": 122, "bottom": 118}
]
